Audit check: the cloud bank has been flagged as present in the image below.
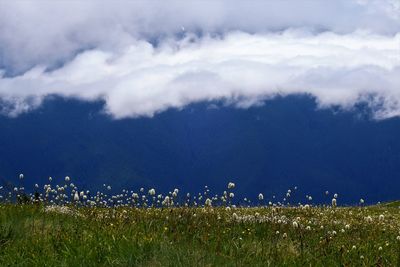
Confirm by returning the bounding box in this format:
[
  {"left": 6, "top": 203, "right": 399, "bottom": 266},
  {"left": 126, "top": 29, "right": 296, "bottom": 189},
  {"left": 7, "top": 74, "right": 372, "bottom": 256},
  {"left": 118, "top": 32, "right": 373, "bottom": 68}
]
[{"left": 0, "top": 0, "right": 399, "bottom": 118}]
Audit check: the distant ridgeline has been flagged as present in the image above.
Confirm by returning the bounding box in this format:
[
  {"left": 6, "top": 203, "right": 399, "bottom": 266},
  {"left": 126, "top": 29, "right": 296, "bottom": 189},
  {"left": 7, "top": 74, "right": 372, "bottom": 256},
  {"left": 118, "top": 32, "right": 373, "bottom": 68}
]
[{"left": 0, "top": 94, "right": 400, "bottom": 205}]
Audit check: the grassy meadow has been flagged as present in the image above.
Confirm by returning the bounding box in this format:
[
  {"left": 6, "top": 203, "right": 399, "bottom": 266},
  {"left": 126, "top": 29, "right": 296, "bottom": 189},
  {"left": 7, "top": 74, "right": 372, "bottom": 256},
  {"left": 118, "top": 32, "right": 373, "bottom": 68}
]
[{"left": 1, "top": 178, "right": 400, "bottom": 266}]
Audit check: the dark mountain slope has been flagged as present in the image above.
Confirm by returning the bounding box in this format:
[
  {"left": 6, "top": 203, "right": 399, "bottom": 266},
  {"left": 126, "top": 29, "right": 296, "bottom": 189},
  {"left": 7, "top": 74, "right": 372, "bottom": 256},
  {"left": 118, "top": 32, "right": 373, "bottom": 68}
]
[{"left": 1, "top": 95, "right": 400, "bottom": 204}]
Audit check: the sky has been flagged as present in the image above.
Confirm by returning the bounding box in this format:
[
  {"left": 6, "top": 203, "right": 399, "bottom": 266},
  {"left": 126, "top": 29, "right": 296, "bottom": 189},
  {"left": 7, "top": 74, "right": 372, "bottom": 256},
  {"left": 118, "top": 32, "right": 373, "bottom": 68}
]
[{"left": 0, "top": 0, "right": 399, "bottom": 119}]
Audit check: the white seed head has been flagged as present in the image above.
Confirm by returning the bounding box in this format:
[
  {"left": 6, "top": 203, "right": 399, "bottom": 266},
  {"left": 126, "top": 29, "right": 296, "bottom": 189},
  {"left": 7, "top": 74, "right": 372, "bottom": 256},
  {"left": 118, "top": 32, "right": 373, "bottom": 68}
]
[
  {"left": 148, "top": 188, "right": 156, "bottom": 196},
  {"left": 332, "top": 198, "right": 337, "bottom": 207},
  {"left": 74, "top": 191, "right": 79, "bottom": 201}
]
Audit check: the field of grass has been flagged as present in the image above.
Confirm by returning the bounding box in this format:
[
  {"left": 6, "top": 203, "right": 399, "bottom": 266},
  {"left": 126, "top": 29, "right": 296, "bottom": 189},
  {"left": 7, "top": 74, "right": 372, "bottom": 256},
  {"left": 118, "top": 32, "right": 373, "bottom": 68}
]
[
  {"left": 1, "top": 177, "right": 400, "bottom": 266},
  {"left": 1, "top": 203, "right": 400, "bottom": 266}
]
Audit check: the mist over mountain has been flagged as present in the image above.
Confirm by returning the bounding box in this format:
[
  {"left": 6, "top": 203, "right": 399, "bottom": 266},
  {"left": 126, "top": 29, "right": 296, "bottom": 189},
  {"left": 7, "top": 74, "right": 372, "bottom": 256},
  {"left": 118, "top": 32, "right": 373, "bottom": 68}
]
[{"left": 1, "top": 95, "right": 400, "bottom": 204}]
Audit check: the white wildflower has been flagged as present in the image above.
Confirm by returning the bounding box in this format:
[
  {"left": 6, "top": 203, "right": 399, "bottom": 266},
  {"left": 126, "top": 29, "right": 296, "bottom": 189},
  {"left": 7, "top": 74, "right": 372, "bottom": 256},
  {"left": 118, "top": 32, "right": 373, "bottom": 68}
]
[
  {"left": 332, "top": 198, "right": 337, "bottom": 207},
  {"left": 74, "top": 191, "right": 79, "bottom": 201}
]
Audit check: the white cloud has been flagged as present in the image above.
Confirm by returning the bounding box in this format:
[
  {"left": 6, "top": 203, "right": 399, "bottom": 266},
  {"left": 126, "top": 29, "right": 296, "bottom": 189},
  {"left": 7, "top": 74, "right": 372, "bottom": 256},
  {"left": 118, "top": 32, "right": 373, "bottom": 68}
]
[{"left": 0, "top": 1, "right": 399, "bottom": 118}]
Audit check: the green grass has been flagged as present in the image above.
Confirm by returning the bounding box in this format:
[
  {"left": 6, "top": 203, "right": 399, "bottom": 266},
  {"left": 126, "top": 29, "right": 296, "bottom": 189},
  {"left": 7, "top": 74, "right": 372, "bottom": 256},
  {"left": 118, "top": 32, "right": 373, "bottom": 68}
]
[
  {"left": 1, "top": 204, "right": 400, "bottom": 266},
  {"left": 379, "top": 201, "right": 400, "bottom": 208}
]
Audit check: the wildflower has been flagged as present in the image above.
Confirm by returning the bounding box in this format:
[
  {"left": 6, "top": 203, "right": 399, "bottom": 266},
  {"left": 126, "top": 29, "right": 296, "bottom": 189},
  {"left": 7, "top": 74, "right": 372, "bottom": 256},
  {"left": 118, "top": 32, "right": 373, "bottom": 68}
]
[
  {"left": 258, "top": 193, "right": 264, "bottom": 201},
  {"left": 74, "top": 191, "right": 79, "bottom": 201},
  {"left": 232, "top": 213, "right": 239, "bottom": 220},
  {"left": 65, "top": 176, "right": 70, "bottom": 182},
  {"left": 396, "top": 236, "right": 400, "bottom": 241},
  {"left": 34, "top": 184, "right": 39, "bottom": 189},
  {"left": 229, "top": 192, "right": 234, "bottom": 198},
  {"left": 148, "top": 188, "right": 156, "bottom": 196},
  {"left": 360, "top": 199, "right": 364, "bottom": 204},
  {"left": 107, "top": 185, "right": 111, "bottom": 190},
  {"left": 325, "top": 191, "right": 329, "bottom": 195},
  {"left": 365, "top": 216, "right": 373, "bottom": 223},
  {"left": 345, "top": 224, "right": 350, "bottom": 230},
  {"left": 205, "top": 198, "right": 212, "bottom": 207},
  {"left": 228, "top": 182, "right": 235, "bottom": 189},
  {"left": 282, "top": 233, "right": 287, "bottom": 238},
  {"left": 379, "top": 214, "right": 384, "bottom": 221},
  {"left": 276, "top": 231, "right": 280, "bottom": 235},
  {"left": 19, "top": 173, "right": 24, "bottom": 180},
  {"left": 305, "top": 226, "right": 311, "bottom": 231},
  {"left": 332, "top": 198, "right": 337, "bottom": 207},
  {"left": 162, "top": 196, "right": 170, "bottom": 206},
  {"left": 352, "top": 245, "right": 356, "bottom": 250},
  {"left": 333, "top": 193, "right": 338, "bottom": 198},
  {"left": 292, "top": 221, "right": 299, "bottom": 228},
  {"left": 378, "top": 246, "right": 383, "bottom": 251}
]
